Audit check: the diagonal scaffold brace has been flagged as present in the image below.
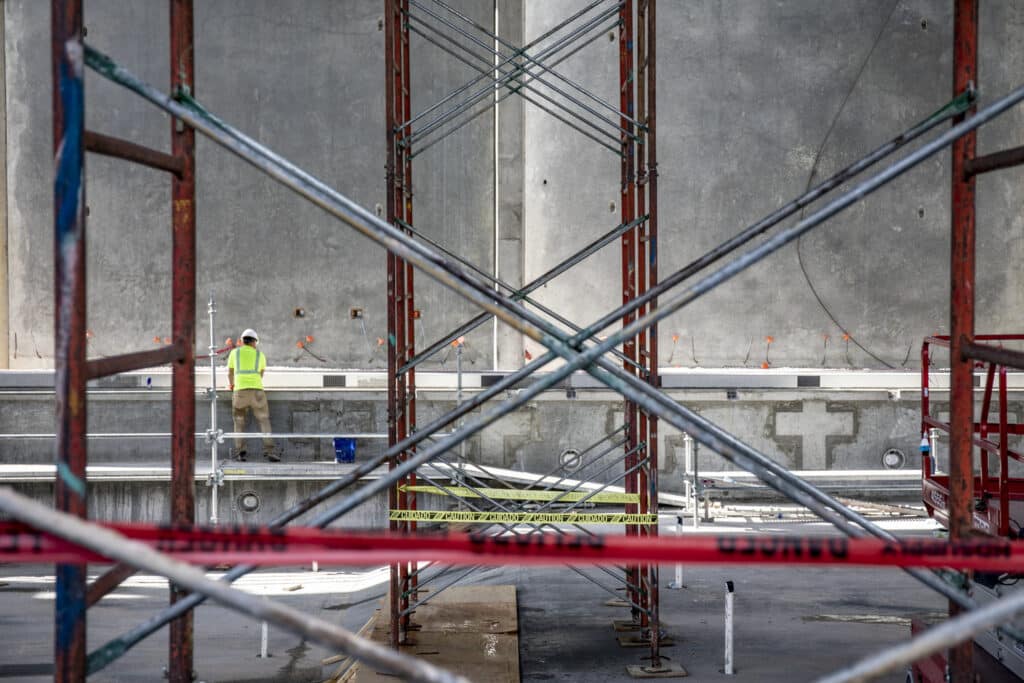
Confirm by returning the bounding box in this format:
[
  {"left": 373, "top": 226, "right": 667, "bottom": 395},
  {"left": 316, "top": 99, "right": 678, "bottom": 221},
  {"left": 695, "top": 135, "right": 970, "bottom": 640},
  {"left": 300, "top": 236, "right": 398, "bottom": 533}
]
[
  {"left": 82, "top": 41, "right": 1024, "bottom": 669},
  {"left": 0, "top": 488, "right": 467, "bottom": 683}
]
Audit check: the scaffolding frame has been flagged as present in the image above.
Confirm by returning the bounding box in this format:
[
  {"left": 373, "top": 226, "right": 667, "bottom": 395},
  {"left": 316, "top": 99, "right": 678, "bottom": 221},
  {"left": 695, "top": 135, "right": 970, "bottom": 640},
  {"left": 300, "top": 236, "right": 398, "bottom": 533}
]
[
  {"left": 382, "top": 0, "right": 663, "bottom": 662},
  {"left": 51, "top": 1, "right": 196, "bottom": 681},
  {"left": 42, "top": 1, "right": 1024, "bottom": 681},
  {"left": 925, "top": 1, "right": 1024, "bottom": 678}
]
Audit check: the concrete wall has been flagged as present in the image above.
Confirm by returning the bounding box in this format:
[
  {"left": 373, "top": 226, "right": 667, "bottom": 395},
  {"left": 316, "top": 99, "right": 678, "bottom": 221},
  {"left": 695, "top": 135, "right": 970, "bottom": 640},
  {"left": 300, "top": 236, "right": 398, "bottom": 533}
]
[
  {"left": 5, "top": 386, "right": 1017, "bottom": 477},
  {"left": 4, "top": 0, "right": 495, "bottom": 370},
  {"left": 5, "top": 2, "right": 1024, "bottom": 371},
  {"left": 9, "top": 480, "right": 388, "bottom": 527},
  {"left": 8, "top": 1, "right": 1024, "bottom": 373},
  {"left": 519, "top": 0, "right": 1024, "bottom": 369}
]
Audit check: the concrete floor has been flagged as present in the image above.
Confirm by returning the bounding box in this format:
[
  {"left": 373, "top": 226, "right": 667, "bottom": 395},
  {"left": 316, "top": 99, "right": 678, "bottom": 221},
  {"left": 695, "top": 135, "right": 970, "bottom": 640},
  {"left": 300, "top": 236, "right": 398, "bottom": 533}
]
[{"left": 0, "top": 509, "right": 946, "bottom": 682}]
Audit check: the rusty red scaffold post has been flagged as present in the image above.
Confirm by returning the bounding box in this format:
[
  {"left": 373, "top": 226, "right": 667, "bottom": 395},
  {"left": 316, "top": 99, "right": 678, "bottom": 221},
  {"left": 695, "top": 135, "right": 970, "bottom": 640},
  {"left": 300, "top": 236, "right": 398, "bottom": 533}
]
[
  {"left": 50, "top": 1, "right": 198, "bottom": 678},
  {"left": 169, "top": 0, "right": 197, "bottom": 680},
  {"left": 948, "top": 0, "right": 978, "bottom": 679},
  {"left": 385, "top": 0, "right": 418, "bottom": 648}
]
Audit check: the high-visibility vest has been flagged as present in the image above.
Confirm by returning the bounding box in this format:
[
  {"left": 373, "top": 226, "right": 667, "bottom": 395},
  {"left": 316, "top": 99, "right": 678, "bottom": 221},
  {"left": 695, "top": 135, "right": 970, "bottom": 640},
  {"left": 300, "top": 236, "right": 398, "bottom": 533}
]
[{"left": 229, "top": 346, "right": 265, "bottom": 390}]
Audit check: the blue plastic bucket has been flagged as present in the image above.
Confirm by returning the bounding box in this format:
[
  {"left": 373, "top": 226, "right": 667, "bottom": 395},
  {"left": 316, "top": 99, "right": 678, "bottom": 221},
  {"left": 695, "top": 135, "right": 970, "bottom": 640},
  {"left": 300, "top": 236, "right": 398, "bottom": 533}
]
[{"left": 333, "top": 437, "right": 356, "bottom": 464}]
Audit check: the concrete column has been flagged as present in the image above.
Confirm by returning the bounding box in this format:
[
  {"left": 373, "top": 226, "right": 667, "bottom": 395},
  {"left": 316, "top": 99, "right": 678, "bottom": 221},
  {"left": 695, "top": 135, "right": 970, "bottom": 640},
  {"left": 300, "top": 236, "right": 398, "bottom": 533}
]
[
  {"left": 0, "top": 0, "right": 8, "bottom": 369},
  {"left": 494, "top": 0, "right": 524, "bottom": 371}
]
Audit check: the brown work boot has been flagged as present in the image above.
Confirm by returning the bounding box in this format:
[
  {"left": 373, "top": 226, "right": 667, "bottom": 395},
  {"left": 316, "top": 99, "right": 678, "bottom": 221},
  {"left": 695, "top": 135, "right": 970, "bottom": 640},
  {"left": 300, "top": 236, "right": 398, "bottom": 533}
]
[{"left": 264, "top": 450, "right": 281, "bottom": 463}]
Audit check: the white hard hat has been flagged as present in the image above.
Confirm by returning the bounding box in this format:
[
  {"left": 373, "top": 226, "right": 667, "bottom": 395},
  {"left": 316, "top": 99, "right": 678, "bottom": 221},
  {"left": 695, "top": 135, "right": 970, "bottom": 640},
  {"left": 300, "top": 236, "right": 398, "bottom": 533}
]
[{"left": 241, "top": 328, "right": 259, "bottom": 342}]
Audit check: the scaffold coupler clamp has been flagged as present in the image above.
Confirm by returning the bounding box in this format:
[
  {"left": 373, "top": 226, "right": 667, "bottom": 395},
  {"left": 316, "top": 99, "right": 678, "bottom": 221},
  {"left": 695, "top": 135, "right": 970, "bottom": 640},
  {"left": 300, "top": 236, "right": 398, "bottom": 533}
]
[
  {"left": 206, "top": 464, "right": 225, "bottom": 489},
  {"left": 203, "top": 428, "right": 224, "bottom": 445}
]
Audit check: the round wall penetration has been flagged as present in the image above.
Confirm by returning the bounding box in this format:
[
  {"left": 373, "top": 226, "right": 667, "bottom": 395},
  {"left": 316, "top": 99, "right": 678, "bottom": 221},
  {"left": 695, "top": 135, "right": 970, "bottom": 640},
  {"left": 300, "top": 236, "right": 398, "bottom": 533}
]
[
  {"left": 559, "top": 448, "right": 582, "bottom": 472},
  {"left": 237, "top": 490, "right": 261, "bottom": 514},
  {"left": 881, "top": 448, "right": 906, "bottom": 470}
]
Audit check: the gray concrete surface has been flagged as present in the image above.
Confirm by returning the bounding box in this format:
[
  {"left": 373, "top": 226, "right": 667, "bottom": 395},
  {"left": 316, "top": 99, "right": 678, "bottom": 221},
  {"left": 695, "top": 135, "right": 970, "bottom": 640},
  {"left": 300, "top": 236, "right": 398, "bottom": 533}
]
[
  {"left": 0, "top": 513, "right": 947, "bottom": 682},
  {"left": 4, "top": 2, "right": 1024, "bottom": 371},
  {"left": 6, "top": 478, "right": 389, "bottom": 528},
  {"left": 0, "top": 564, "right": 386, "bottom": 682},
  {"left": 1, "top": 386, "right": 1018, "bottom": 475},
  {"left": 2, "top": 4, "right": 1019, "bottom": 678},
  {"left": 4, "top": 0, "right": 496, "bottom": 371},
  {"left": 519, "top": 0, "right": 1024, "bottom": 369}
]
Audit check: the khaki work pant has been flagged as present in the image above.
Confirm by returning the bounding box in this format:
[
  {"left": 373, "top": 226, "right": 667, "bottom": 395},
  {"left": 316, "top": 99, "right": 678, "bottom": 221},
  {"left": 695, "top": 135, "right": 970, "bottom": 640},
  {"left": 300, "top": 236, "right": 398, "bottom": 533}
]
[{"left": 232, "top": 389, "right": 275, "bottom": 452}]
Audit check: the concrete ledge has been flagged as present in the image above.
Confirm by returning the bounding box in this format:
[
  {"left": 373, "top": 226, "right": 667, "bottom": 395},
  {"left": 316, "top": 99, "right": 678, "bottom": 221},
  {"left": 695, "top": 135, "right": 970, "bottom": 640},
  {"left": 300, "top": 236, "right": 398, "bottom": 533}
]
[
  {"left": 0, "top": 462, "right": 388, "bottom": 483},
  {"left": 1, "top": 367, "right": 1018, "bottom": 393}
]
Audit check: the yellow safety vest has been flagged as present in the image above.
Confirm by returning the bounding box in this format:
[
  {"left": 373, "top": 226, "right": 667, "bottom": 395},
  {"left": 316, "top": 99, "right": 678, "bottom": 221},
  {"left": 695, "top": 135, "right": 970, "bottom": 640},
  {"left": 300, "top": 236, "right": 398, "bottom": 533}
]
[{"left": 228, "top": 346, "right": 265, "bottom": 391}]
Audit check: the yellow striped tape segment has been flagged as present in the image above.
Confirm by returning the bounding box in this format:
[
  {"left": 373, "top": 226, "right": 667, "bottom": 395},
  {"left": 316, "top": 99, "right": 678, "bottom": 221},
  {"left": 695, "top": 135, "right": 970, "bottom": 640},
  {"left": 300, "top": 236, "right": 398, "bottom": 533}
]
[
  {"left": 388, "top": 510, "right": 657, "bottom": 524},
  {"left": 399, "top": 484, "right": 639, "bottom": 504}
]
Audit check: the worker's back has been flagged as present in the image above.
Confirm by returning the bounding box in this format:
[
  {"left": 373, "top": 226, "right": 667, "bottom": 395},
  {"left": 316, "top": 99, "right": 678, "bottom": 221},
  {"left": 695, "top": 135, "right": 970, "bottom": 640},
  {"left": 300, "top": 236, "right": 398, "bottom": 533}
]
[{"left": 229, "top": 345, "right": 265, "bottom": 390}]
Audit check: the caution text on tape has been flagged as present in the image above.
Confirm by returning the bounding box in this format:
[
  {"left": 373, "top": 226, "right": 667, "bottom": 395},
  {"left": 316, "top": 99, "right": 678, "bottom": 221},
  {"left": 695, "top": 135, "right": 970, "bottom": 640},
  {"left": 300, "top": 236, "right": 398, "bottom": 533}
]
[
  {"left": 388, "top": 510, "right": 657, "bottom": 524},
  {"left": 398, "top": 484, "right": 640, "bottom": 504},
  {"left": 2, "top": 521, "right": 1024, "bottom": 570}
]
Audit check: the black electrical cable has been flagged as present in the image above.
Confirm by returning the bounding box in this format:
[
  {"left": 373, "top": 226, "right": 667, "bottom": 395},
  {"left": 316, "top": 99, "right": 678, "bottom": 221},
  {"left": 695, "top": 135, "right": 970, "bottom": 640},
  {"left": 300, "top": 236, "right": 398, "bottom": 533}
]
[{"left": 795, "top": 0, "right": 900, "bottom": 369}]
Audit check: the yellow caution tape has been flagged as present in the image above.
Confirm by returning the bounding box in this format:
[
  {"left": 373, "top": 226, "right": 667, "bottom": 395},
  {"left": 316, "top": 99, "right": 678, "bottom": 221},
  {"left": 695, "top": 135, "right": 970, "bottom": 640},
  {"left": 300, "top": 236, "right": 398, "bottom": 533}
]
[
  {"left": 388, "top": 510, "right": 657, "bottom": 524},
  {"left": 399, "top": 484, "right": 639, "bottom": 504}
]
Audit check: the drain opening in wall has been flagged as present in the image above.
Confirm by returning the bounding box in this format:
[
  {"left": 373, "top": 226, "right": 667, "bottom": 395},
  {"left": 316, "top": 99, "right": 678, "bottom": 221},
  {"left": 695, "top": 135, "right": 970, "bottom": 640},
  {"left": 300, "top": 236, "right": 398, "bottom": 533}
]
[
  {"left": 881, "top": 448, "right": 906, "bottom": 470},
  {"left": 237, "top": 490, "right": 261, "bottom": 514},
  {"left": 559, "top": 448, "right": 582, "bottom": 473}
]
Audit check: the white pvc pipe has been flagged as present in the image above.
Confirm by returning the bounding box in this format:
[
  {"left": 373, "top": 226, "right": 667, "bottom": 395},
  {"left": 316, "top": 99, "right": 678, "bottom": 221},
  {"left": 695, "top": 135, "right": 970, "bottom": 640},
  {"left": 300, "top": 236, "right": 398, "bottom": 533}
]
[
  {"left": 667, "top": 515, "right": 683, "bottom": 589},
  {"left": 688, "top": 435, "right": 700, "bottom": 529},
  {"left": 456, "top": 342, "right": 466, "bottom": 509},
  {"left": 683, "top": 432, "right": 693, "bottom": 506},
  {"left": 724, "top": 581, "right": 735, "bottom": 675},
  {"left": 260, "top": 621, "right": 269, "bottom": 658}
]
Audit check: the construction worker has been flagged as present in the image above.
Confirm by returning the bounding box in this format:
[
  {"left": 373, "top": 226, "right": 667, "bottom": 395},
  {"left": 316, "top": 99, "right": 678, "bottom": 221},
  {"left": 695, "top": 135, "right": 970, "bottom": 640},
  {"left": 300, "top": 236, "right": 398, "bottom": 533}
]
[{"left": 227, "top": 328, "right": 279, "bottom": 462}]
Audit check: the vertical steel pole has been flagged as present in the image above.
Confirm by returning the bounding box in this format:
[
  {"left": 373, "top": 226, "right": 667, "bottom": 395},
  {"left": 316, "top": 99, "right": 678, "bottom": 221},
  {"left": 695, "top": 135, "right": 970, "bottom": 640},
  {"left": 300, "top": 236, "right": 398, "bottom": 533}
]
[
  {"left": 394, "top": 139, "right": 409, "bottom": 640},
  {"left": 384, "top": 0, "right": 417, "bottom": 649},
  {"left": 645, "top": 0, "right": 660, "bottom": 661},
  {"left": 169, "top": 1, "right": 197, "bottom": 680},
  {"left": 949, "top": 0, "right": 977, "bottom": 679},
  {"left": 207, "top": 293, "right": 219, "bottom": 526},
  {"left": 457, "top": 341, "right": 465, "bottom": 505},
  {"left": 692, "top": 438, "right": 700, "bottom": 530},
  {"left": 400, "top": 0, "right": 417, "bottom": 632},
  {"left": 385, "top": 0, "right": 400, "bottom": 651},
  {"left": 998, "top": 367, "right": 1009, "bottom": 536},
  {"left": 635, "top": 0, "right": 650, "bottom": 638},
  {"left": 618, "top": 0, "right": 640, "bottom": 624},
  {"left": 52, "top": 1, "right": 87, "bottom": 678},
  {"left": 633, "top": 0, "right": 659, "bottom": 648},
  {"left": 921, "top": 343, "right": 933, "bottom": 479}
]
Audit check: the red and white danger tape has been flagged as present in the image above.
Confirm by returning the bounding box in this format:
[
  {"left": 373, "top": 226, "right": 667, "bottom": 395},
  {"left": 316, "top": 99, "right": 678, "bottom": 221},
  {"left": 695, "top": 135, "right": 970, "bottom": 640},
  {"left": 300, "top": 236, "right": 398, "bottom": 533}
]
[{"left": 0, "top": 521, "right": 1019, "bottom": 570}]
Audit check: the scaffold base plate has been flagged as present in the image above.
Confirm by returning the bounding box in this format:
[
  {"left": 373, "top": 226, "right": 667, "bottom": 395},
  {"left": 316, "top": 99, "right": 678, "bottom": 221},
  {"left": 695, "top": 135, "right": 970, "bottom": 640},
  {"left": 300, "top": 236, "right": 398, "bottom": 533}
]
[
  {"left": 626, "top": 662, "right": 688, "bottom": 678},
  {"left": 605, "top": 598, "right": 630, "bottom": 607}
]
